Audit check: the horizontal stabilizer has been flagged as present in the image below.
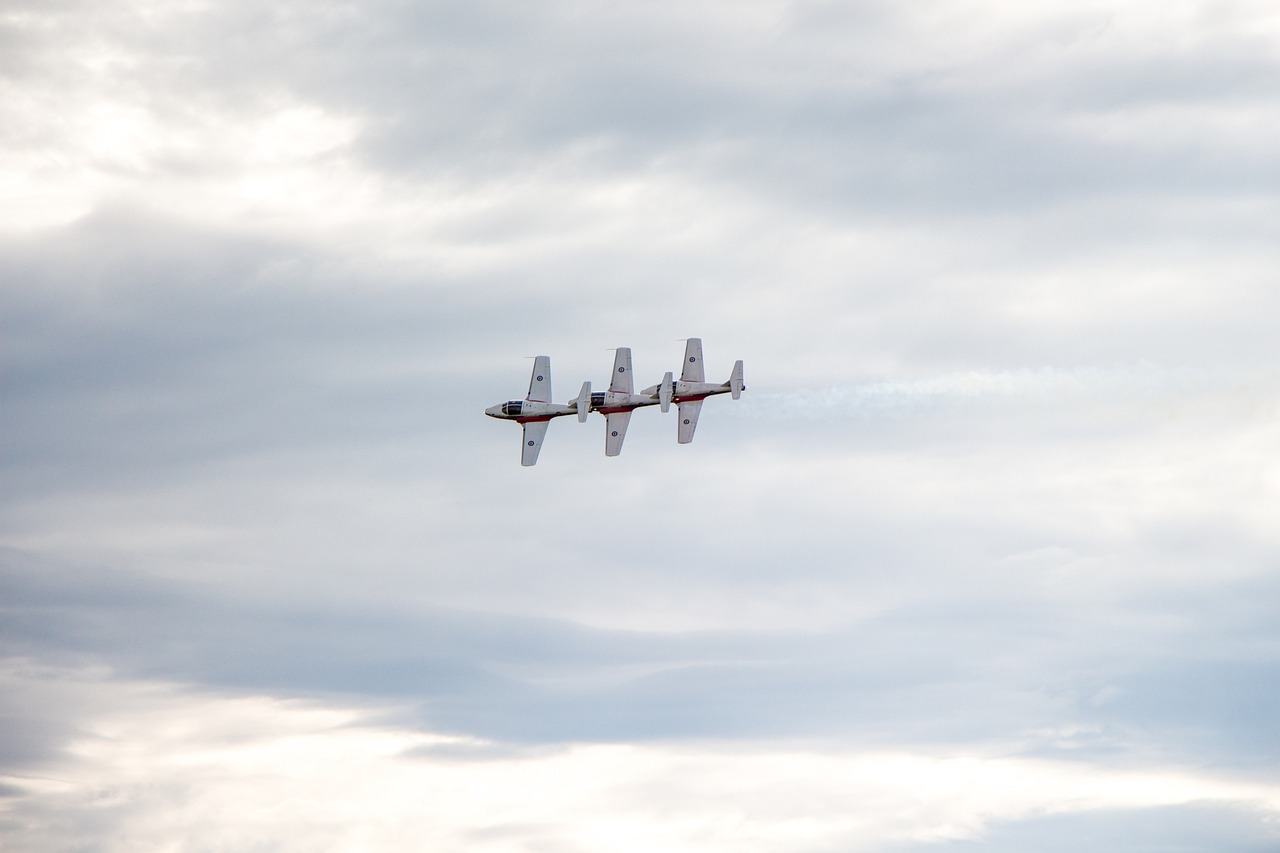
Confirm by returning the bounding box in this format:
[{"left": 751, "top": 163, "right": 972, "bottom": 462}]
[
  {"left": 729, "top": 359, "right": 744, "bottom": 400},
  {"left": 659, "top": 371, "right": 673, "bottom": 412},
  {"left": 576, "top": 380, "right": 591, "bottom": 423}
]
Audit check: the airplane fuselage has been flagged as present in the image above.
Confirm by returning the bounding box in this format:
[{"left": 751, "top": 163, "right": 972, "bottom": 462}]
[
  {"left": 672, "top": 380, "right": 730, "bottom": 403},
  {"left": 589, "top": 390, "right": 660, "bottom": 415},
  {"left": 639, "top": 380, "right": 728, "bottom": 403},
  {"left": 484, "top": 400, "right": 578, "bottom": 423}
]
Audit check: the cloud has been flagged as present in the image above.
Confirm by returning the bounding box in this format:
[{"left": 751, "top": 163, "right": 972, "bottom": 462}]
[
  {"left": 887, "top": 802, "right": 1280, "bottom": 853},
  {"left": 5, "top": 540, "right": 1279, "bottom": 768},
  {"left": 3, "top": 0, "right": 1280, "bottom": 848},
  {"left": 3, "top": 662, "right": 1278, "bottom": 853}
]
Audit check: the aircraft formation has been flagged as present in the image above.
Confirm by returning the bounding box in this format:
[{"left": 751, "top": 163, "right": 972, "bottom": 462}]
[{"left": 485, "top": 339, "right": 745, "bottom": 465}]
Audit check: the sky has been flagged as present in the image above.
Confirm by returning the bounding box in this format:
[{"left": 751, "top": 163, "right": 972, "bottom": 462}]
[{"left": 3, "top": 0, "right": 1280, "bottom": 849}]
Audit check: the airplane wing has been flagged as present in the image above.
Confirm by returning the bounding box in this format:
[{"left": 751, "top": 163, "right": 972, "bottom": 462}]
[
  {"left": 521, "top": 419, "right": 551, "bottom": 466},
  {"left": 677, "top": 400, "right": 702, "bottom": 444},
  {"left": 604, "top": 411, "right": 632, "bottom": 457},
  {"left": 526, "top": 355, "right": 552, "bottom": 402},
  {"left": 681, "top": 338, "right": 704, "bottom": 383},
  {"left": 609, "top": 347, "right": 634, "bottom": 395}
]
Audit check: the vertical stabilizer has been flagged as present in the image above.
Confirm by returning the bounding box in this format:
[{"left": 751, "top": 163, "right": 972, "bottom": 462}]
[
  {"left": 575, "top": 381, "right": 591, "bottom": 422},
  {"left": 729, "top": 360, "right": 744, "bottom": 399}
]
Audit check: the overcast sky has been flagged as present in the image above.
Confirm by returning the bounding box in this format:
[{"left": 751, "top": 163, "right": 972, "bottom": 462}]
[{"left": 3, "top": 0, "right": 1280, "bottom": 850}]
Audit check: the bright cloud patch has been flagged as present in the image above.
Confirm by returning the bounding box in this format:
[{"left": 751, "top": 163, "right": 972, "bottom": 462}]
[
  {"left": 4, "top": 665, "right": 1278, "bottom": 852},
  {"left": 3, "top": 0, "right": 1280, "bottom": 849}
]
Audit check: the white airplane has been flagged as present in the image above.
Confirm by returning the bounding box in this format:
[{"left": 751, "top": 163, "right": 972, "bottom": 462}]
[
  {"left": 587, "top": 347, "right": 671, "bottom": 457},
  {"left": 642, "top": 338, "right": 744, "bottom": 444},
  {"left": 485, "top": 356, "right": 590, "bottom": 466}
]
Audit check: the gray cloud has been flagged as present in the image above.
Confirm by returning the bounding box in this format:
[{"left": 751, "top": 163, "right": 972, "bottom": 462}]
[
  {"left": 4, "top": 544, "right": 1277, "bottom": 773},
  {"left": 885, "top": 802, "right": 1280, "bottom": 853},
  {"left": 3, "top": 0, "right": 1279, "bottom": 848}
]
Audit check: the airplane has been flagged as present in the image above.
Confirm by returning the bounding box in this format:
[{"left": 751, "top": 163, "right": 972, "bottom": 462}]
[
  {"left": 485, "top": 356, "right": 590, "bottom": 466},
  {"left": 642, "top": 338, "right": 744, "bottom": 444},
  {"left": 586, "top": 347, "right": 672, "bottom": 457}
]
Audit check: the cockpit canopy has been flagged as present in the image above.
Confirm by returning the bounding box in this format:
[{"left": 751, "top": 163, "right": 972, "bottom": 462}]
[{"left": 501, "top": 400, "right": 523, "bottom": 416}]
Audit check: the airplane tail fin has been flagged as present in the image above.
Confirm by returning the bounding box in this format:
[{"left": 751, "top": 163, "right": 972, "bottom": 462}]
[
  {"left": 575, "top": 381, "right": 591, "bottom": 422},
  {"left": 728, "top": 360, "right": 744, "bottom": 400},
  {"left": 659, "top": 371, "right": 673, "bottom": 413}
]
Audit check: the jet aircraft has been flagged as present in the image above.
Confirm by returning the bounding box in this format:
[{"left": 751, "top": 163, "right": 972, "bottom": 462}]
[
  {"left": 642, "top": 338, "right": 744, "bottom": 444},
  {"left": 586, "top": 347, "right": 672, "bottom": 456},
  {"left": 484, "top": 356, "right": 590, "bottom": 466},
  {"left": 486, "top": 341, "right": 743, "bottom": 463}
]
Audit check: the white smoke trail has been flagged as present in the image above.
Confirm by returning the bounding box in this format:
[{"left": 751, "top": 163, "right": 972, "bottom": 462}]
[{"left": 741, "top": 364, "right": 1229, "bottom": 420}]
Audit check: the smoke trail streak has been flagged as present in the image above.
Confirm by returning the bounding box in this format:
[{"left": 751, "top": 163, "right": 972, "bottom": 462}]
[{"left": 740, "top": 364, "right": 1251, "bottom": 420}]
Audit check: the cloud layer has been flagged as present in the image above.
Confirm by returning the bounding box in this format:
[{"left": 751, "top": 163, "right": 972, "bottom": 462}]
[{"left": 3, "top": 0, "right": 1280, "bottom": 849}]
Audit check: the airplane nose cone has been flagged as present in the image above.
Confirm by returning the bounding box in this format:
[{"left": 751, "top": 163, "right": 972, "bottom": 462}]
[{"left": 484, "top": 405, "right": 501, "bottom": 418}]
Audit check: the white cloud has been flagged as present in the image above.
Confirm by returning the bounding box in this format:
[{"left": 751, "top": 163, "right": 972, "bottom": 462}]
[
  {"left": 4, "top": 664, "right": 1277, "bottom": 852},
  {"left": 3, "top": 0, "right": 1279, "bottom": 848}
]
